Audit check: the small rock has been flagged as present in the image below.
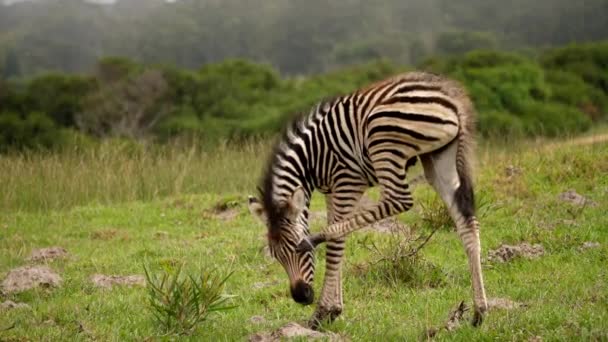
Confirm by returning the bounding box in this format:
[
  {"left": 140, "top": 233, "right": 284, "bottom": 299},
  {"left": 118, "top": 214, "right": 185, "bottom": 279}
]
[
  {"left": 90, "top": 274, "right": 145, "bottom": 289},
  {"left": 250, "top": 322, "right": 342, "bottom": 341},
  {"left": 528, "top": 336, "right": 543, "bottom": 342},
  {"left": 558, "top": 189, "right": 597, "bottom": 207},
  {"left": 487, "top": 243, "right": 545, "bottom": 263},
  {"left": 250, "top": 316, "right": 266, "bottom": 324},
  {"left": 0, "top": 300, "right": 31, "bottom": 310},
  {"left": 580, "top": 242, "right": 601, "bottom": 251},
  {"left": 1, "top": 266, "right": 62, "bottom": 294},
  {"left": 561, "top": 219, "right": 579, "bottom": 227},
  {"left": 27, "top": 247, "right": 68, "bottom": 262},
  {"left": 487, "top": 297, "right": 524, "bottom": 310}
]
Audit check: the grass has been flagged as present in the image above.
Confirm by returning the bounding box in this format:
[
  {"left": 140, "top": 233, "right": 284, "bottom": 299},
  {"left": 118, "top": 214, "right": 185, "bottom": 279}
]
[
  {"left": 0, "top": 139, "right": 270, "bottom": 212},
  {"left": 0, "top": 132, "right": 607, "bottom": 340}
]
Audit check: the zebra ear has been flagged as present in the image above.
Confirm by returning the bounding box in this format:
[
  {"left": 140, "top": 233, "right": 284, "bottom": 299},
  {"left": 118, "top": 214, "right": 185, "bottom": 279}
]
[
  {"left": 248, "top": 196, "right": 267, "bottom": 224},
  {"left": 288, "top": 187, "right": 307, "bottom": 218}
]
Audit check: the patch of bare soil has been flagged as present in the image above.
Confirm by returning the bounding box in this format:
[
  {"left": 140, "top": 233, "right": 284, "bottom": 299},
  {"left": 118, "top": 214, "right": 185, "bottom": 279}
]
[
  {"left": 542, "top": 133, "right": 608, "bottom": 151},
  {"left": 1, "top": 266, "right": 62, "bottom": 294},
  {"left": 558, "top": 189, "right": 598, "bottom": 207},
  {"left": 579, "top": 242, "right": 601, "bottom": 251},
  {"left": 205, "top": 200, "right": 241, "bottom": 221},
  {"left": 249, "top": 322, "right": 343, "bottom": 342},
  {"left": 487, "top": 297, "right": 525, "bottom": 310},
  {"left": 91, "top": 229, "right": 117, "bottom": 240},
  {"left": 487, "top": 243, "right": 545, "bottom": 263},
  {"left": 90, "top": 274, "right": 145, "bottom": 289},
  {"left": 27, "top": 247, "right": 69, "bottom": 262},
  {"left": 0, "top": 300, "right": 31, "bottom": 310}
]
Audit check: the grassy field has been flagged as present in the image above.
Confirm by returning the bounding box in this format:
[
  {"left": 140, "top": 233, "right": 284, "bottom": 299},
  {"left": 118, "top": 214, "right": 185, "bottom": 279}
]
[{"left": 0, "top": 133, "right": 607, "bottom": 341}]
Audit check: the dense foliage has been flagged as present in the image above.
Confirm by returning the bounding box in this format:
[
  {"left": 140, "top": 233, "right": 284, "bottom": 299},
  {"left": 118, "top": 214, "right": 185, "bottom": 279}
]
[
  {"left": 1, "top": 42, "right": 608, "bottom": 151},
  {"left": 0, "top": 0, "right": 606, "bottom": 76}
]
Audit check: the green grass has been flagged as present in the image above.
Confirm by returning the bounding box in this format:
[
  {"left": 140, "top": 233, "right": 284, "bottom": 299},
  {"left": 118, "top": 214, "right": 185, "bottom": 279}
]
[{"left": 0, "top": 135, "right": 607, "bottom": 341}]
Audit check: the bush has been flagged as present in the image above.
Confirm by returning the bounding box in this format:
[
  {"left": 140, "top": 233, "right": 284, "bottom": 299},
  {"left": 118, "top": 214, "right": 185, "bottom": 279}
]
[
  {"left": 0, "top": 111, "right": 63, "bottom": 151},
  {"left": 143, "top": 265, "right": 234, "bottom": 335},
  {"left": 24, "top": 73, "right": 97, "bottom": 127},
  {"left": 518, "top": 102, "right": 592, "bottom": 136},
  {"left": 541, "top": 42, "right": 608, "bottom": 93}
]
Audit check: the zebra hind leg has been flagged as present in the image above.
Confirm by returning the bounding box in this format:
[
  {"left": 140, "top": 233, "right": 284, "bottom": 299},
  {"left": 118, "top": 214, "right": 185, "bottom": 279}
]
[{"left": 420, "top": 142, "right": 488, "bottom": 327}]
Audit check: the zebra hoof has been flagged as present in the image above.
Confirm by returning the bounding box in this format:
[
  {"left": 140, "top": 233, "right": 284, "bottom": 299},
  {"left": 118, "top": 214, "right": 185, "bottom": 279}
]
[
  {"left": 308, "top": 306, "right": 342, "bottom": 330},
  {"left": 471, "top": 309, "right": 484, "bottom": 327}
]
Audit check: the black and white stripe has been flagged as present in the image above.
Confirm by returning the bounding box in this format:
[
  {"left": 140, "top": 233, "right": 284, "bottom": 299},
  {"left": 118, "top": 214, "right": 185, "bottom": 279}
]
[{"left": 250, "top": 71, "right": 488, "bottom": 328}]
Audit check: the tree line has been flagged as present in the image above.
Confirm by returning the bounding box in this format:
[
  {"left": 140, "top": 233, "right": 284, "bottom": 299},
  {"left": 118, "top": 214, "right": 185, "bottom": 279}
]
[
  {"left": 1, "top": 0, "right": 607, "bottom": 76},
  {"left": 1, "top": 42, "right": 607, "bottom": 151}
]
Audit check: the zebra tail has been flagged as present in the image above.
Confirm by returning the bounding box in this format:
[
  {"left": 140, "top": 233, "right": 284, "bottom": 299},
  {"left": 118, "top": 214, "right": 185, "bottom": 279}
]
[{"left": 453, "top": 93, "right": 477, "bottom": 218}]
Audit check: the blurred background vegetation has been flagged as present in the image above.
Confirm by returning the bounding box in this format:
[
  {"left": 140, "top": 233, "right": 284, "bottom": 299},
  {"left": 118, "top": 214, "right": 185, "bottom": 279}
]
[{"left": 1, "top": 0, "right": 607, "bottom": 151}]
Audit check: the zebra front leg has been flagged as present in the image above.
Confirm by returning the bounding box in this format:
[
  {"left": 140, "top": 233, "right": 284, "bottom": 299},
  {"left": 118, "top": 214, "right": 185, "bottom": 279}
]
[
  {"left": 309, "top": 188, "right": 364, "bottom": 329},
  {"left": 309, "top": 237, "right": 346, "bottom": 329}
]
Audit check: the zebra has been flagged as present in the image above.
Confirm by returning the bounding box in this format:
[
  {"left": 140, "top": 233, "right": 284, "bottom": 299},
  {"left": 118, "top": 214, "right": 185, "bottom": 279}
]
[{"left": 248, "top": 72, "right": 488, "bottom": 328}]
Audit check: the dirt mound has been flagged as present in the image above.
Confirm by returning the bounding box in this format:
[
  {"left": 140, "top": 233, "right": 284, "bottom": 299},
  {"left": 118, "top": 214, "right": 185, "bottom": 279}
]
[
  {"left": 90, "top": 274, "right": 145, "bottom": 289},
  {"left": 27, "top": 247, "right": 69, "bottom": 262},
  {"left": 1, "top": 300, "right": 31, "bottom": 310},
  {"left": 558, "top": 189, "right": 598, "bottom": 207},
  {"left": 1, "top": 266, "right": 62, "bottom": 294},
  {"left": 487, "top": 243, "right": 545, "bottom": 263},
  {"left": 249, "top": 322, "right": 343, "bottom": 342}
]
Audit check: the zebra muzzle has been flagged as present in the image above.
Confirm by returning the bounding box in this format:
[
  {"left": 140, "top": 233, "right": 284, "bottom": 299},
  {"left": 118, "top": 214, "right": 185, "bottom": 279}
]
[{"left": 291, "top": 280, "right": 314, "bottom": 305}]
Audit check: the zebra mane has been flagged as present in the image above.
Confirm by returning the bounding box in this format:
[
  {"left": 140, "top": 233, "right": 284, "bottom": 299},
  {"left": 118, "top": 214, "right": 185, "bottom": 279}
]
[{"left": 259, "top": 96, "right": 338, "bottom": 237}]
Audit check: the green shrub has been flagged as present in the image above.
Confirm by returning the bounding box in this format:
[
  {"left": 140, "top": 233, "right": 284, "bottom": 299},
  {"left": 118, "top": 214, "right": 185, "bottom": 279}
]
[
  {"left": 518, "top": 102, "right": 592, "bottom": 136},
  {"left": 542, "top": 43, "right": 608, "bottom": 93},
  {"left": 24, "top": 73, "right": 97, "bottom": 126},
  {"left": 0, "top": 111, "right": 63, "bottom": 151},
  {"left": 143, "top": 265, "right": 235, "bottom": 335},
  {"left": 478, "top": 110, "right": 525, "bottom": 138}
]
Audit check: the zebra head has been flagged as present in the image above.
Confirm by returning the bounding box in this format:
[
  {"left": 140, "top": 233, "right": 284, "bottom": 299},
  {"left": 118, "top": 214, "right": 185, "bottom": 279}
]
[{"left": 248, "top": 187, "right": 315, "bottom": 305}]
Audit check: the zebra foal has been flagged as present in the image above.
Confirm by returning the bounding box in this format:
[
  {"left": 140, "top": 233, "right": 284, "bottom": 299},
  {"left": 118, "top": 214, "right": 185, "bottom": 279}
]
[{"left": 248, "top": 72, "right": 488, "bottom": 328}]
